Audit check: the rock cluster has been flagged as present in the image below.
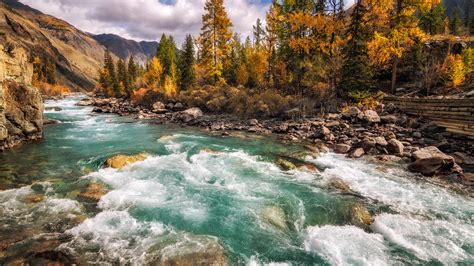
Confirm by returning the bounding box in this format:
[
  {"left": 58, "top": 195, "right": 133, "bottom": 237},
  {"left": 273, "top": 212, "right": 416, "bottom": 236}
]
[{"left": 85, "top": 97, "right": 473, "bottom": 183}]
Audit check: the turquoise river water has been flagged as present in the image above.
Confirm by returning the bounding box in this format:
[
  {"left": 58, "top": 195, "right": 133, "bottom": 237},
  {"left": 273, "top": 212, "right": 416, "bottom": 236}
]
[{"left": 0, "top": 95, "right": 473, "bottom": 265}]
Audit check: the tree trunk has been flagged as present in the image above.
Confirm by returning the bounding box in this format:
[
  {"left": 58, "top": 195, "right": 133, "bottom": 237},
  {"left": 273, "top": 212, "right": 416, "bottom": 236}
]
[{"left": 391, "top": 57, "right": 399, "bottom": 94}]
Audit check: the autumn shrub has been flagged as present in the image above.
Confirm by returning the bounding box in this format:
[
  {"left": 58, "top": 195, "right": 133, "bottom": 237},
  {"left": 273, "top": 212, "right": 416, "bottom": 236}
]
[
  {"left": 179, "top": 86, "right": 293, "bottom": 118},
  {"left": 33, "top": 80, "right": 71, "bottom": 97},
  {"left": 443, "top": 54, "right": 466, "bottom": 88}
]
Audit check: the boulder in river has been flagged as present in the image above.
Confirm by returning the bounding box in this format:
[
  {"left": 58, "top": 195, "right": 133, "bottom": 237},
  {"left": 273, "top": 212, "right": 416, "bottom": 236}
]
[
  {"left": 261, "top": 206, "right": 288, "bottom": 230},
  {"left": 408, "top": 146, "right": 462, "bottom": 177},
  {"left": 351, "top": 203, "right": 373, "bottom": 228},
  {"left": 77, "top": 182, "right": 107, "bottom": 203},
  {"left": 276, "top": 159, "right": 296, "bottom": 171},
  {"left": 104, "top": 153, "right": 148, "bottom": 169},
  {"left": 328, "top": 177, "right": 352, "bottom": 193}
]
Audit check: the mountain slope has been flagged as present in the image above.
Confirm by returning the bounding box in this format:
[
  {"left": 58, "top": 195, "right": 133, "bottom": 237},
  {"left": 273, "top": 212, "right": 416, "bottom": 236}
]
[
  {"left": 92, "top": 33, "right": 158, "bottom": 65},
  {"left": 0, "top": 0, "right": 109, "bottom": 90}
]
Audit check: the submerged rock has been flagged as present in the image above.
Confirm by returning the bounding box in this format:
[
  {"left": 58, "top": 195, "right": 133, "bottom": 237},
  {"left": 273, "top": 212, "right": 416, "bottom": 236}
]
[
  {"left": 261, "top": 206, "right": 288, "bottom": 230},
  {"left": 199, "top": 147, "right": 224, "bottom": 155},
  {"left": 104, "top": 153, "right": 148, "bottom": 169},
  {"left": 146, "top": 234, "right": 228, "bottom": 266},
  {"left": 328, "top": 177, "right": 352, "bottom": 193},
  {"left": 350, "top": 203, "right": 373, "bottom": 228},
  {"left": 276, "top": 159, "right": 296, "bottom": 171},
  {"left": 77, "top": 182, "right": 107, "bottom": 203}
]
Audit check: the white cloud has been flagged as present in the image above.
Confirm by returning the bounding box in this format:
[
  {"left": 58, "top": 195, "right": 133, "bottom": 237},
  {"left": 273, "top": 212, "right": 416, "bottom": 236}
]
[{"left": 19, "top": 0, "right": 270, "bottom": 45}]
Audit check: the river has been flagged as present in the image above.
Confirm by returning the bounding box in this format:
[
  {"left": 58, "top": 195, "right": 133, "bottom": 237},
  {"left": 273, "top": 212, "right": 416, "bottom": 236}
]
[{"left": 0, "top": 95, "right": 473, "bottom": 265}]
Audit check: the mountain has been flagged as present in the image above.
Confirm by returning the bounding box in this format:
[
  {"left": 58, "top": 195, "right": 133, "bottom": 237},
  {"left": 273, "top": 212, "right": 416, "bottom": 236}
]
[
  {"left": 92, "top": 33, "right": 158, "bottom": 65},
  {"left": 0, "top": 0, "right": 109, "bottom": 90}
]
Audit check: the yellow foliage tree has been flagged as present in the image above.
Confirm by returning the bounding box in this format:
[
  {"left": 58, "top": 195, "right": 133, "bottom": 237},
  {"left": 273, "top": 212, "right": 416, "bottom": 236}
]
[
  {"left": 366, "top": 0, "right": 427, "bottom": 93},
  {"left": 444, "top": 54, "right": 466, "bottom": 88},
  {"left": 198, "top": 0, "right": 233, "bottom": 84}
]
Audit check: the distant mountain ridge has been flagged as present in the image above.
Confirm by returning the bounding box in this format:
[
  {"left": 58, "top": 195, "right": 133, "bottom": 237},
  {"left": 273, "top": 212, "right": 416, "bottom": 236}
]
[{"left": 92, "top": 33, "right": 158, "bottom": 65}]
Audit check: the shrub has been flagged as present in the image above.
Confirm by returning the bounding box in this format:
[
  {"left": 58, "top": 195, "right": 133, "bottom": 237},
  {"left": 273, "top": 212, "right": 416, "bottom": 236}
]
[{"left": 443, "top": 54, "right": 466, "bottom": 88}]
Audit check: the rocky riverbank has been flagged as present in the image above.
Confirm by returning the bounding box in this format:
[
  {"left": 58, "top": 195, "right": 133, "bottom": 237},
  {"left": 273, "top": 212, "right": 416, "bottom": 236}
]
[{"left": 78, "top": 96, "right": 474, "bottom": 187}]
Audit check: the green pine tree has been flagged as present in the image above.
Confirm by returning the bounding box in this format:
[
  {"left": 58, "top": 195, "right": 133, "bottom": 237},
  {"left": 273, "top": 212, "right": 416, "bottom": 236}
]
[
  {"left": 156, "top": 33, "right": 177, "bottom": 81},
  {"left": 339, "top": 0, "right": 373, "bottom": 96},
  {"left": 117, "top": 58, "right": 128, "bottom": 97},
  {"left": 178, "top": 34, "right": 196, "bottom": 90},
  {"left": 449, "top": 7, "right": 463, "bottom": 35},
  {"left": 127, "top": 55, "right": 138, "bottom": 92},
  {"left": 253, "top": 18, "right": 265, "bottom": 47},
  {"left": 420, "top": 3, "right": 446, "bottom": 35},
  {"left": 104, "top": 50, "right": 118, "bottom": 96}
]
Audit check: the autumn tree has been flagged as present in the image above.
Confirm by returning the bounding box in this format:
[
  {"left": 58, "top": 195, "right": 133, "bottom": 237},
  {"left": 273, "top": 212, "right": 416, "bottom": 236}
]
[
  {"left": 367, "top": 0, "right": 427, "bottom": 93},
  {"left": 178, "top": 34, "right": 196, "bottom": 90},
  {"left": 198, "top": 0, "right": 233, "bottom": 84}
]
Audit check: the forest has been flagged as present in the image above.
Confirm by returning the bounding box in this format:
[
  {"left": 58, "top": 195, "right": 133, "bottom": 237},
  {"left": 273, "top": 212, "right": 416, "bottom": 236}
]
[{"left": 95, "top": 0, "right": 473, "bottom": 117}]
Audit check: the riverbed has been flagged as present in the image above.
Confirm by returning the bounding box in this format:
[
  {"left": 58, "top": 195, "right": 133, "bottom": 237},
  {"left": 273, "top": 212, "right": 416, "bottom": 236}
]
[{"left": 0, "top": 95, "right": 473, "bottom": 265}]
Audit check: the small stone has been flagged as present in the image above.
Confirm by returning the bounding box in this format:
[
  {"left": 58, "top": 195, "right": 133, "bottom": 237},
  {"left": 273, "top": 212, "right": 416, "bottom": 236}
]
[
  {"left": 381, "top": 115, "right": 397, "bottom": 124},
  {"left": 334, "top": 144, "right": 351, "bottom": 154},
  {"left": 374, "top": 136, "right": 388, "bottom": 147},
  {"left": 387, "top": 139, "right": 404, "bottom": 155},
  {"left": 412, "top": 131, "right": 422, "bottom": 138},
  {"left": 349, "top": 148, "right": 365, "bottom": 158},
  {"left": 358, "top": 110, "right": 380, "bottom": 123}
]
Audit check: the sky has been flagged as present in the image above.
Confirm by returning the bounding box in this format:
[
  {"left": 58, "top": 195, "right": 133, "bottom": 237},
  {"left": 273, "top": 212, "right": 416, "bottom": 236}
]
[{"left": 19, "top": 0, "right": 354, "bottom": 45}]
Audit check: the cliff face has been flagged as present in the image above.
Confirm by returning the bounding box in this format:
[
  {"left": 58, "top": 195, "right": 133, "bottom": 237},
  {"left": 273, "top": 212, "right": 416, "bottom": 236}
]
[{"left": 0, "top": 43, "right": 43, "bottom": 150}]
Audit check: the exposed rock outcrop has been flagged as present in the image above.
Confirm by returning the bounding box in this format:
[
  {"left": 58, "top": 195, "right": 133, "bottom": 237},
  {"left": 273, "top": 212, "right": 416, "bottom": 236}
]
[{"left": 0, "top": 44, "right": 43, "bottom": 150}]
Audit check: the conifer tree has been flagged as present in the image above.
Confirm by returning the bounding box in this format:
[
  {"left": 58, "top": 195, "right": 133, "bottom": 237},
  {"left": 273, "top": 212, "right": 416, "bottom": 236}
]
[
  {"left": 420, "top": 3, "right": 446, "bottom": 35},
  {"left": 127, "top": 55, "right": 138, "bottom": 91},
  {"left": 253, "top": 18, "right": 265, "bottom": 47},
  {"left": 117, "top": 58, "right": 128, "bottom": 96},
  {"left": 340, "top": 0, "right": 373, "bottom": 95},
  {"left": 449, "top": 7, "right": 463, "bottom": 35},
  {"left": 178, "top": 34, "right": 196, "bottom": 90},
  {"left": 104, "top": 50, "right": 118, "bottom": 95},
  {"left": 156, "top": 34, "right": 177, "bottom": 80},
  {"left": 198, "top": 0, "right": 233, "bottom": 84}
]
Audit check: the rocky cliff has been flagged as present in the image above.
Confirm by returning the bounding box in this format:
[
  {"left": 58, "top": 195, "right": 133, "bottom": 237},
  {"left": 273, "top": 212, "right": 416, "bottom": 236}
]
[{"left": 0, "top": 43, "right": 43, "bottom": 150}]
